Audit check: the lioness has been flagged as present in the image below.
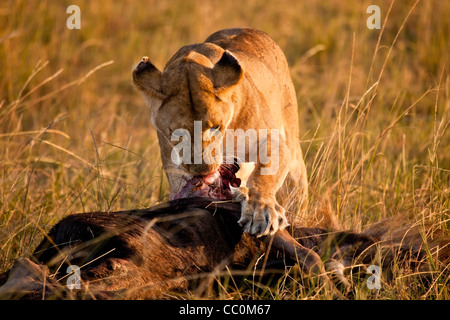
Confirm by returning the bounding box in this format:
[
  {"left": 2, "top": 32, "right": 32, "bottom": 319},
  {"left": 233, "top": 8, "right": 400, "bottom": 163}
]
[{"left": 133, "top": 28, "right": 307, "bottom": 236}]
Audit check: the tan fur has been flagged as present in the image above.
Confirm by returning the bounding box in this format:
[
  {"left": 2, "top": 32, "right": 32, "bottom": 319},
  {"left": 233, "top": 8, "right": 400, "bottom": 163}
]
[{"left": 133, "top": 28, "right": 308, "bottom": 236}]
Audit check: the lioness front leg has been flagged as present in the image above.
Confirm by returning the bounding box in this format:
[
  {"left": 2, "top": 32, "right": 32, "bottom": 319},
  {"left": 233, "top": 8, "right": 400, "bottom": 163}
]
[{"left": 237, "top": 155, "right": 291, "bottom": 237}]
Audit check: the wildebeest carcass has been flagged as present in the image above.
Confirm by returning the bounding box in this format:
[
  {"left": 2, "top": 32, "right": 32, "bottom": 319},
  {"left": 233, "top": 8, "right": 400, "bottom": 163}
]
[{"left": 0, "top": 197, "right": 449, "bottom": 299}]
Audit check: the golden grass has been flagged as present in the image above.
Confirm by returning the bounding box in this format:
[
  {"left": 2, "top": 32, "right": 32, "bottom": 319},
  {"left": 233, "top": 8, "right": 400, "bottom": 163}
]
[{"left": 0, "top": 0, "right": 449, "bottom": 299}]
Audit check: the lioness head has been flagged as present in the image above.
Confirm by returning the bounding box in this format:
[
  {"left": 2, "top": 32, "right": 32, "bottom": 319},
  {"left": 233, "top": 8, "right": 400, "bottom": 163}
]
[{"left": 132, "top": 44, "right": 243, "bottom": 176}]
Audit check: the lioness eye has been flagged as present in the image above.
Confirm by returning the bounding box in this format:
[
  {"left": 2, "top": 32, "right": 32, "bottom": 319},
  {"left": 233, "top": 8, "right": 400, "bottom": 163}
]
[{"left": 211, "top": 125, "right": 220, "bottom": 131}]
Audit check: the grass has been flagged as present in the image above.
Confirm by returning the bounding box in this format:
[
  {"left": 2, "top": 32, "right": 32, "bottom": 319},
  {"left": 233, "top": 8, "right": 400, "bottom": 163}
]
[{"left": 0, "top": 0, "right": 449, "bottom": 299}]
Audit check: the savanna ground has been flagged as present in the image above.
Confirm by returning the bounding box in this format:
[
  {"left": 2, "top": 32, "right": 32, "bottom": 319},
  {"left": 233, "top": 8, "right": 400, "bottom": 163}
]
[{"left": 0, "top": 0, "right": 449, "bottom": 299}]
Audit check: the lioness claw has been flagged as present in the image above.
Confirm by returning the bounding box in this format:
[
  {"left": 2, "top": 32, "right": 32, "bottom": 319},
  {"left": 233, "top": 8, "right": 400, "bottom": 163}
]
[{"left": 238, "top": 198, "right": 289, "bottom": 237}]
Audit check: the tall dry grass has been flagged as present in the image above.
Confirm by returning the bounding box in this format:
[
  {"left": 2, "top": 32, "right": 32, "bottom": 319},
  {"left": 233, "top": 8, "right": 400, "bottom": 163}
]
[{"left": 0, "top": 0, "right": 449, "bottom": 299}]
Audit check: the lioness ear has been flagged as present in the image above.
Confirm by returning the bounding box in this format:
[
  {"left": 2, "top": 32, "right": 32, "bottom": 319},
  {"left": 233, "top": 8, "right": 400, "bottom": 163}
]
[
  {"left": 212, "top": 51, "right": 243, "bottom": 92},
  {"left": 132, "top": 57, "right": 165, "bottom": 107}
]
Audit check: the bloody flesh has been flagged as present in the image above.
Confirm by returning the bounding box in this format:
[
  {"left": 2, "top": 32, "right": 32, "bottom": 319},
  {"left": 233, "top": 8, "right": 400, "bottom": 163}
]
[{"left": 172, "top": 164, "right": 241, "bottom": 200}]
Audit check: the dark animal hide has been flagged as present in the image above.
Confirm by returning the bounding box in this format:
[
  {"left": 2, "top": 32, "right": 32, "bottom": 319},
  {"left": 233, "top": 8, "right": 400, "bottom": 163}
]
[{"left": 0, "top": 198, "right": 448, "bottom": 299}]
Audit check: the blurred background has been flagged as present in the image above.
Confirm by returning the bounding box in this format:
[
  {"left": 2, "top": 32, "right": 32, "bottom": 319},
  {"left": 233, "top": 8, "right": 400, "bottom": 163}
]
[{"left": 0, "top": 0, "right": 449, "bottom": 275}]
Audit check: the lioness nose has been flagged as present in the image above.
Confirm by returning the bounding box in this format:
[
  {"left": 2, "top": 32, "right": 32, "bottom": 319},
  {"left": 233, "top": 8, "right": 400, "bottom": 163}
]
[{"left": 183, "top": 163, "right": 217, "bottom": 176}]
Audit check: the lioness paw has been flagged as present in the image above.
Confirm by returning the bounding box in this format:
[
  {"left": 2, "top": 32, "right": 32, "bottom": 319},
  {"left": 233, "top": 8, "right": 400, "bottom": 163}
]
[{"left": 237, "top": 197, "right": 288, "bottom": 237}]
